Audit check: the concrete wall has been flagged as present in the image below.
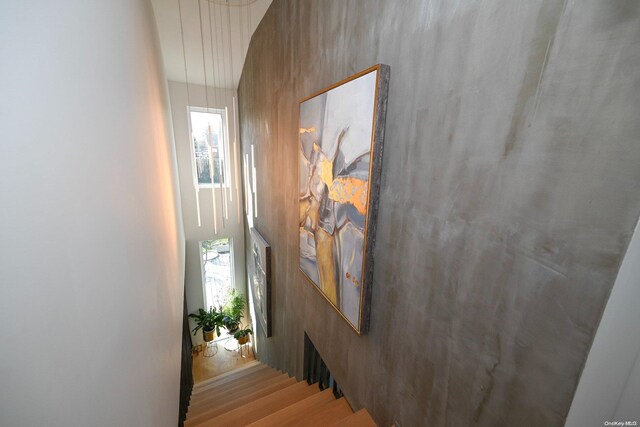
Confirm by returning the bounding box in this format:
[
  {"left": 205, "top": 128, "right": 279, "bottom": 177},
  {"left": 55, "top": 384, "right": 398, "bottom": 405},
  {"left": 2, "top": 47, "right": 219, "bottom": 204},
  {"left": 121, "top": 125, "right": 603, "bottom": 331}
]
[
  {"left": 0, "top": 1, "right": 185, "bottom": 426},
  {"left": 566, "top": 217, "right": 640, "bottom": 426},
  {"left": 168, "top": 81, "right": 246, "bottom": 346},
  {"left": 237, "top": 1, "right": 640, "bottom": 426}
]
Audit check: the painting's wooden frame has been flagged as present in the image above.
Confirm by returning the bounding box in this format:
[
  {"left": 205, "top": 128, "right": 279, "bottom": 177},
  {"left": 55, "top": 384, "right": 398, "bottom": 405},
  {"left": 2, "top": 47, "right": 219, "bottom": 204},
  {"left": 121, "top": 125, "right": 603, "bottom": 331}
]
[
  {"left": 250, "top": 227, "right": 272, "bottom": 337},
  {"left": 298, "top": 64, "right": 390, "bottom": 335}
]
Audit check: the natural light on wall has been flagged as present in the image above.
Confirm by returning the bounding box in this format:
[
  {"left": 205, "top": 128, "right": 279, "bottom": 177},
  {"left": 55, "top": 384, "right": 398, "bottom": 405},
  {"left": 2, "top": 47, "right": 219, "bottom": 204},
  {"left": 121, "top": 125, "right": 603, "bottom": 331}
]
[
  {"left": 178, "top": 0, "right": 246, "bottom": 234},
  {"left": 244, "top": 152, "right": 254, "bottom": 229}
]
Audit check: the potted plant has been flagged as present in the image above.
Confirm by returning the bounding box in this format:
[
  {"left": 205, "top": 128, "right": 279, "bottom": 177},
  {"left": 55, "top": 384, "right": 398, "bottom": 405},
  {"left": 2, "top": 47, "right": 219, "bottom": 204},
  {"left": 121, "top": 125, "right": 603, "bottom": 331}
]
[
  {"left": 188, "top": 307, "right": 224, "bottom": 342},
  {"left": 222, "top": 290, "right": 246, "bottom": 335},
  {"left": 233, "top": 327, "right": 253, "bottom": 345}
]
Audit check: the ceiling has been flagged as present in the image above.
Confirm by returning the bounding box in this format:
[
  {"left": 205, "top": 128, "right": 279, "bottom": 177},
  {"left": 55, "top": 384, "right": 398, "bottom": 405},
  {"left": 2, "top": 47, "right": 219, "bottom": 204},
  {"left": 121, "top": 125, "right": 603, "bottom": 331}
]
[{"left": 151, "top": 0, "right": 272, "bottom": 89}]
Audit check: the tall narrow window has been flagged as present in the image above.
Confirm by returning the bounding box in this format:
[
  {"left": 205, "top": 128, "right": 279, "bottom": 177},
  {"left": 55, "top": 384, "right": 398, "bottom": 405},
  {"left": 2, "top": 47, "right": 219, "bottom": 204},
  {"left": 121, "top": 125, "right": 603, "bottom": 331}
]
[
  {"left": 188, "top": 107, "right": 227, "bottom": 186},
  {"left": 200, "top": 238, "right": 234, "bottom": 310}
]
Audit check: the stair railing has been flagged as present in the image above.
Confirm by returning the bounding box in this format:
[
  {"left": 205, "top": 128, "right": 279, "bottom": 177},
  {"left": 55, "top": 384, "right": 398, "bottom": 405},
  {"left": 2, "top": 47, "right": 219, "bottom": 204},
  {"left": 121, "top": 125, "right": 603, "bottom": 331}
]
[{"left": 178, "top": 291, "right": 194, "bottom": 427}]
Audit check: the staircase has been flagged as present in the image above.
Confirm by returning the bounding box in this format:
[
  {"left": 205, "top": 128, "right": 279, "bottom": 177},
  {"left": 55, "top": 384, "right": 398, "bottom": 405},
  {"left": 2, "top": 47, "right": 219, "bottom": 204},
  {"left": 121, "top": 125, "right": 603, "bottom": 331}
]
[{"left": 184, "top": 360, "right": 376, "bottom": 426}]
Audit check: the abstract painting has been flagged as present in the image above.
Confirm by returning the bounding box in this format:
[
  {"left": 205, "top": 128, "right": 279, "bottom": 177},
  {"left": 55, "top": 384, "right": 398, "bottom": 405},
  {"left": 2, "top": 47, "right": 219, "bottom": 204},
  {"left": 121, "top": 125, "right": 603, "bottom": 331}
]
[
  {"left": 298, "top": 64, "right": 389, "bottom": 334},
  {"left": 249, "top": 228, "right": 272, "bottom": 337}
]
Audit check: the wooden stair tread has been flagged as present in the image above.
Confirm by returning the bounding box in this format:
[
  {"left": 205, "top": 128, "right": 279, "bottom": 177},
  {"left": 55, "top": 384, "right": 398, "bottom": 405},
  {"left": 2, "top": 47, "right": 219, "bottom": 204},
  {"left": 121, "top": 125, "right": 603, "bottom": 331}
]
[
  {"left": 193, "top": 364, "right": 271, "bottom": 394},
  {"left": 193, "top": 381, "right": 320, "bottom": 427},
  {"left": 330, "top": 409, "right": 377, "bottom": 427},
  {"left": 190, "top": 371, "right": 286, "bottom": 407},
  {"left": 193, "top": 360, "right": 262, "bottom": 389},
  {"left": 193, "top": 361, "right": 263, "bottom": 389},
  {"left": 288, "top": 397, "right": 354, "bottom": 427},
  {"left": 185, "top": 376, "right": 295, "bottom": 424},
  {"left": 190, "top": 369, "right": 283, "bottom": 405},
  {"left": 189, "top": 372, "right": 289, "bottom": 414},
  {"left": 246, "top": 388, "right": 335, "bottom": 427},
  {"left": 187, "top": 362, "right": 375, "bottom": 427},
  {"left": 193, "top": 366, "right": 272, "bottom": 396}
]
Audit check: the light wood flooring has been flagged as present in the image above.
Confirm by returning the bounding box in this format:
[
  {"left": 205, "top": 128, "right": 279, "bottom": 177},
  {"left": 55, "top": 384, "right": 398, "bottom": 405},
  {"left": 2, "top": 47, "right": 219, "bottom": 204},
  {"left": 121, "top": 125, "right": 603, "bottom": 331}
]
[{"left": 193, "top": 337, "right": 256, "bottom": 384}]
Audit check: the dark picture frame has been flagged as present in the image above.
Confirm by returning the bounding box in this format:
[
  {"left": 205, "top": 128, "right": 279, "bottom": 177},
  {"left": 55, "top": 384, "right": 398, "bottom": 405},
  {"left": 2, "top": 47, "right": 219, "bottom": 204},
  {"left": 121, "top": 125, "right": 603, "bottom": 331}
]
[{"left": 249, "top": 227, "right": 272, "bottom": 337}]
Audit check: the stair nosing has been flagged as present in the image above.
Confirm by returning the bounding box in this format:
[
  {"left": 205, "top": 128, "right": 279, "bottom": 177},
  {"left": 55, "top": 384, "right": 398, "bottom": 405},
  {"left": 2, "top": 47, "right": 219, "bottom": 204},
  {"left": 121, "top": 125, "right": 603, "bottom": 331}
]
[
  {"left": 187, "top": 373, "right": 291, "bottom": 415},
  {"left": 185, "top": 377, "right": 298, "bottom": 425},
  {"left": 191, "top": 367, "right": 279, "bottom": 400},
  {"left": 245, "top": 387, "right": 336, "bottom": 427},
  {"left": 192, "top": 363, "right": 269, "bottom": 391},
  {"left": 193, "top": 381, "right": 318, "bottom": 427},
  {"left": 193, "top": 359, "right": 261, "bottom": 387}
]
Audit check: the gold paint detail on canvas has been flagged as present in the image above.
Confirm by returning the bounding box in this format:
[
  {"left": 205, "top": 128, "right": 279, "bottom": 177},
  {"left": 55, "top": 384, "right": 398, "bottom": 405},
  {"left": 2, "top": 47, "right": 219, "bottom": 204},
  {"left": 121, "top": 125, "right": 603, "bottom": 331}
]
[
  {"left": 299, "top": 197, "right": 319, "bottom": 230},
  {"left": 319, "top": 159, "right": 334, "bottom": 189},
  {"left": 315, "top": 228, "right": 338, "bottom": 304},
  {"left": 328, "top": 177, "right": 368, "bottom": 215},
  {"left": 345, "top": 271, "right": 360, "bottom": 287},
  {"left": 317, "top": 157, "right": 368, "bottom": 216}
]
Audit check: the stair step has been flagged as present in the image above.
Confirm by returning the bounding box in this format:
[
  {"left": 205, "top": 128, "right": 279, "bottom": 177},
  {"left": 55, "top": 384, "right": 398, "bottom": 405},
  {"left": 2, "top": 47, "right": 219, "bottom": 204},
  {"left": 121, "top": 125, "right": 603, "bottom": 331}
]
[
  {"left": 188, "top": 362, "right": 376, "bottom": 427},
  {"left": 191, "top": 372, "right": 282, "bottom": 407},
  {"left": 192, "top": 381, "right": 320, "bottom": 427},
  {"left": 193, "top": 360, "right": 262, "bottom": 389},
  {"left": 186, "top": 377, "right": 296, "bottom": 425},
  {"left": 189, "top": 372, "right": 289, "bottom": 414},
  {"left": 330, "top": 409, "right": 377, "bottom": 427},
  {"left": 191, "top": 369, "right": 282, "bottom": 404},
  {"left": 193, "top": 364, "right": 270, "bottom": 394},
  {"left": 186, "top": 375, "right": 294, "bottom": 423},
  {"left": 246, "top": 388, "right": 335, "bottom": 427},
  {"left": 288, "top": 397, "right": 354, "bottom": 427}
]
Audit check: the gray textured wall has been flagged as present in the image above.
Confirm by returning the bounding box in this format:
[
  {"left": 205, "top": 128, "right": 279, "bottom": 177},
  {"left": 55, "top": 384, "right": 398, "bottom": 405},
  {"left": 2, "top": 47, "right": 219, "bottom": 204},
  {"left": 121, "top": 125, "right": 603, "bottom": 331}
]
[{"left": 237, "top": 1, "right": 640, "bottom": 425}]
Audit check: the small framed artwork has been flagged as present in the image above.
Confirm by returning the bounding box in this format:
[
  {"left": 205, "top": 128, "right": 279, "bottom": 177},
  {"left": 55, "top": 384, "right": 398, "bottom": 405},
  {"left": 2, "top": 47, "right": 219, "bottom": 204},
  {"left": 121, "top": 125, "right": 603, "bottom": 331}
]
[
  {"left": 249, "top": 227, "right": 272, "bottom": 337},
  {"left": 298, "top": 64, "right": 390, "bottom": 334}
]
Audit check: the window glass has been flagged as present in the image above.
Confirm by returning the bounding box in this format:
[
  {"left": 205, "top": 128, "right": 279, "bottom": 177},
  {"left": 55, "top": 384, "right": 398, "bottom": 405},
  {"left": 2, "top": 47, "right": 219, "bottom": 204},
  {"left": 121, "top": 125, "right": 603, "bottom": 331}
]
[
  {"left": 189, "top": 108, "right": 225, "bottom": 186},
  {"left": 201, "top": 238, "right": 233, "bottom": 310}
]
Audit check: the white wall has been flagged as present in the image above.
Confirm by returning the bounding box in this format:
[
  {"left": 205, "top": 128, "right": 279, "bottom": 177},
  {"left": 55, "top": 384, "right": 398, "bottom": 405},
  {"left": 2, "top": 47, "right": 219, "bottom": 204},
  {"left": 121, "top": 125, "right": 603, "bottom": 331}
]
[
  {"left": 168, "top": 81, "right": 246, "bottom": 346},
  {"left": 566, "top": 218, "right": 640, "bottom": 426},
  {"left": 0, "top": 1, "right": 185, "bottom": 426}
]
